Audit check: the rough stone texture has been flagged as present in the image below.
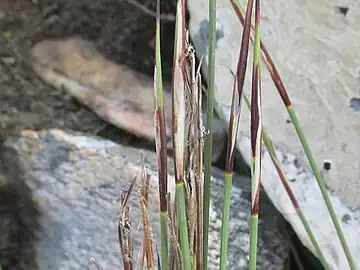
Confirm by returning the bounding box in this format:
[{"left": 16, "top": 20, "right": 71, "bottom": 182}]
[
  {"left": 0, "top": 129, "right": 288, "bottom": 269},
  {"left": 188, "top": 0, "right": 360, "bottom": 269}
]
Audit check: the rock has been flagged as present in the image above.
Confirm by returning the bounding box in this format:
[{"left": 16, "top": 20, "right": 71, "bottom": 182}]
[
  {"left": 0, "top": 129, "right": 288, "bottom": 269},
  {"left": 29, "top": 37, "right": 226, "bottom": 162},
  {"left": 188, "top": 1, "right": 360, "bottom": 269}
]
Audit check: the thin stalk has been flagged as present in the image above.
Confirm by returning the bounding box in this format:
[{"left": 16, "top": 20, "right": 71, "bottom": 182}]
[
  {"left": 172, "top": 0, "right": 191, "bottom": 269},
  {"left": 249, "top": 215, "right": 259, "bottom": 270},
  {"left": 176, "top": 183, "right": 191, "bottom": 270},
  {"left": 203, "top": 0, "right": 216, "bottom": 267},
  {"left": 195, "top": 68, "right": 204, "bottom": 270},
  {"left": 220, "top": 0, "right": 257, "bottom": 266},
  {"left": 118, "top": 178, "right": 136, "bottom": 270},
  {"left": 220, "top": 77, "right": 241, "bottom": 270},
  {"left": 220, "top": 173, "right": 233, "bottom": 268},
  {"left": 243, "top": 94, "right": 330, "bottom": 270},
  {"left": 167, "top": 193, "right": 183, "bottom": 270},
  {"left": 288, "top": 108, "right": 355, "bottom": 269},
  {"left": 139, "top": 169, "right": 155, "bottom": 269},
  {"left": 154, "top": 0, "right": 168, "bottom": 269},
  {"left": 249, "top": 0, "right": 261, "bottom": 269},
  {"left": 231, "top": 2, "right": 355, "bottom": 268}
]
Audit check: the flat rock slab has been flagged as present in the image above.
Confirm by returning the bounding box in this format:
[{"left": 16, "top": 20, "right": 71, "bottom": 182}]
[
  {"left": 0, "top": 129, "right": 288, "bottom": 269},
  {"left": 30, "top": 36, "right": 172, "bottom": 142},
  {"left": 188, "top": 0, "right": 360, "bottom": 269},
  {"left": 29, "top": 37, "right": 226, "bottom": 160}
]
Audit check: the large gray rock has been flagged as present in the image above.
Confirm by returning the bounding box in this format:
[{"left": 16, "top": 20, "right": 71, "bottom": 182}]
[
  {"left": 0, "top": 129, "right": 288, "bottom": 269},
  {"left": 187, "top": 0, "right": 360, "bottom": 269}
]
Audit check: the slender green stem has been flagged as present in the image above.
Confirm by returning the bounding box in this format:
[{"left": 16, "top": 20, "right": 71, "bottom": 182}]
[
  {"left": 220, "top": 172, "right": 233, "bottom": 270},
  {"left": 249, "top": 214, "right": 259, "bottom": 270},
  {"left": 249, "top": 0, "right": 261, "bottom": 269},
  {"left": 264, "top": 137, "right": 329, "bottom": 269},
  {"left": 160, "top": 212, "right": 169, "bottom": 269},
  {"left": 243, "top": 94, "right": 330, "bottom": 269},
  {"left": 296, "top": 208, "right": 329, "bottom": 269},
  {"left": 203, "top": 0, "right": 217, "bottom": 268},
  {"left": 232, "top": 1, "right": 355, "bottom": 268},
  {"left": 154, "top": 0, "right": 169, "bottom": 268},
  {"left": 220, "top": 61, "right": 241, "bottom": 270},
  {"left": 287, "top": 107, "right": 356, "bottom": 269},
  {"left": 176, "top": 183, "right": 192, "bottom": 270}
]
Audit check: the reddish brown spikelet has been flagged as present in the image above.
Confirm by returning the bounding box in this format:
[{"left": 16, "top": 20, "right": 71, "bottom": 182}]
[{"left": 230, "top": 0, "right": 292, "bottom": 107}]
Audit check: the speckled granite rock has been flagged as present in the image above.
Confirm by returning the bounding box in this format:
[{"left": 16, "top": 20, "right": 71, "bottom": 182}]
[
  {"left": 188, "top": 0, "right": 360, "bottom": 269},
  {"left": 0, "top": 129, "right": 288, "bottom": 269}
]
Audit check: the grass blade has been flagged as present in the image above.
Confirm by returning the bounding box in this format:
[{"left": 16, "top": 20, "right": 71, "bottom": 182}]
[
  {"left": 231, "top": 2, "right": 356, "bottom": 268},
  {"left": 220, "top": 75, "right": 241, "bottom": 270},
  {"left": 167, "top": 193, "right": 183, "bottom": 269},
  {"left": 194, "top": 62, "right": 204, "bottom": 270},
  {"left": 172, "top": 0, "right": 191, "bottom": 268},
  {"left": 249, "top": 0, "right": 261, "bottom": 269},
  {"left": 139, "top": 164, "right": 155, "bottom": 269},
  {"left": 202, "top": 0, "right": 216, "bottom": 266},
  {"left": 215, "top": 0, "right": 256, "bottom": 266},
  {"left": 287, "top": 108, "right": 356, "bottom": 269},
  {"left": 243, "top": 94, "right": 330, "bottom": 269},
  {"left": 91, "top": 257, "right": 104, "bottom": 270},
  {"left": 154, "top": 0, "right": 169, "bottom": 269},
  {"left": 118, "top": 178, "right": 136, "bottom": 270}
]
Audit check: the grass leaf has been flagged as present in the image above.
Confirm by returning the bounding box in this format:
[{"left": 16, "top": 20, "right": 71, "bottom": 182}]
[
  {"left": 172, "top": 0, "right": 191, "bottom": 268},
  {"left": 202, "top": 0, "right": 217, "bottom": 266},
  {"left": 154, "top": 0, "right": 169, "bottom": 268},
  {"left": 231, "top": 1, "right": 356, "bottom": 268},
  {"left": 249, "top": 1, "right": 262, "bottom": 269}
]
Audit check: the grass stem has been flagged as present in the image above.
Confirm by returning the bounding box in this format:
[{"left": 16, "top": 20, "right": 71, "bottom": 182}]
[
  {"left": 288, "top": 107, "right": 356, "bottom": 269},
  {"left": 219, "top": 172, "right": 233, "bottom": 270},
  {"left": 176, "top": 183, "right": 192, "bottom": 270},
  {"left": 203, "top": 0, "right": 217, "bottom": 268},
  {"left": 243, "top": 93, "right": 330, "bottom": 269},
  {"left": 154, "top": 0, "right": 169, "bottom": 268},
  {"left": 231, "top": 1, "right": 355, "bottom": 268},
  {"left": 249, "top": 0, "right": 261, "bottom": 269},
  {"left": 219, "top": 71, "right": 241, "bottom": 270}
]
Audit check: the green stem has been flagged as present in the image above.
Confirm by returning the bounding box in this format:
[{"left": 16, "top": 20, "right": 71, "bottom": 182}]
[
  {"left": 220, "top": 172, "right": 233, "bottom": 270},
  {"left": 203, "top": 0, "right": 217, "bottom": 268},
  {"left": 249, "top": 214, "right": 259, "bottom": 270},
  {"left": 160, "top": 212, "right": 169, "bottom": 270},
  {"left": 244, "top": 94, "right": 329, "bottom": 269},
  {"left": 296, "top": 208, "right": 329, "bottom": 269},
  {"left": 176, "top": 183, "right": 191, "bottom": 270},
  {"left": 287, "top": 107, "right": 356, "bottom": 269}
]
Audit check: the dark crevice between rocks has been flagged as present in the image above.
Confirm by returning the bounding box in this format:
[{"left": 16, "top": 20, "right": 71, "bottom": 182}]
[{"left": 0, "top": 142, "right": 40, "bottom": 270}]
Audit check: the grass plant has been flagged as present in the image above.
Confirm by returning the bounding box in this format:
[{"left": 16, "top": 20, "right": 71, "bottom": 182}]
[{"left": 115, "top": 0, "right": 356, "bottom": 269}]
